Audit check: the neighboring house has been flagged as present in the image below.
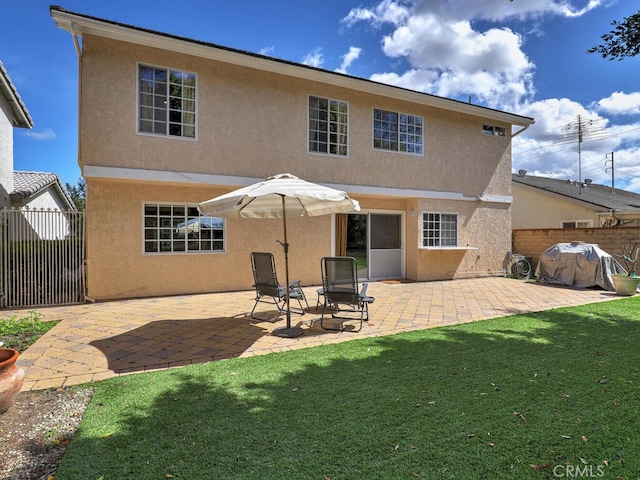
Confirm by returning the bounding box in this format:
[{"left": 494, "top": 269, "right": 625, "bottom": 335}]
[
  {"left": 512, "top": 171, "right": 640, "bottom": 229},
  {"left": 10, "top": 171, "right": 76, "bottom": 240},
  {"left": 51, "top": 6, "right": 534, "bottom": 302},
  {"left": 0, "top": 60, "right": 75, "bottom": 240},
  {"left": 0, "top": 60, "right": 33, "bottom": 208}
]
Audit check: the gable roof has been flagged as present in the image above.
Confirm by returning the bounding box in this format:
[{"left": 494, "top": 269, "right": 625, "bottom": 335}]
[
  {"left": 0, "top": 60, "right": 34, "bottom": 129},
  {"left": 512, "top": 173, "right": 640, "bottom": 213},
  {"left": 50, "top": 6, "right": 534, "bottom": 131},
  {"left": 11, "top": 171, "right": 75, "bottom": 210}
]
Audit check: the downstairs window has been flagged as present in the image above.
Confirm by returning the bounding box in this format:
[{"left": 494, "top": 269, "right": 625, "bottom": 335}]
[{"left": 143, "top": 204, "right": 224, "bottom": 253}]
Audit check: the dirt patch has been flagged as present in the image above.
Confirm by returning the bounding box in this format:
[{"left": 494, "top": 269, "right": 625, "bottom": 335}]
[{"left": 0, "top": 387, "right": 93, "bottom": 480}]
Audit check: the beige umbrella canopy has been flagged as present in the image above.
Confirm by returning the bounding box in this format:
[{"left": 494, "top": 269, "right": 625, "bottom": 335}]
[{"left": 198, "top": 173, "right": 360, "bottom": 337}]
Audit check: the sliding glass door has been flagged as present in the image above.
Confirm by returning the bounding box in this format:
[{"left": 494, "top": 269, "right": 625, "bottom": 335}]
[
  {"left": 339, "top": 212, "right": 403, "bottom": 280},
  {"left": 369, "top": 213, "right": 402, "bottom": 279}
]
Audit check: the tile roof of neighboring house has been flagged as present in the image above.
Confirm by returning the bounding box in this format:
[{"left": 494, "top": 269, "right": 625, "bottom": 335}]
[
  {"left": 512, "top": 173, "right": 640, "bottom": 212},
  {"left": 50, "top": 6, "right": 534, "bottom": 129},
  {"left": 0, "top": 60, "right": 34, "bottom": 129},
  {"left": 11, "top": 171, "right": 75, "bottom": 210}
]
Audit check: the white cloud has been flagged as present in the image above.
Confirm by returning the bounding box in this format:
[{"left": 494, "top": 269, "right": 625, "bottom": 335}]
[
  {"left": 596, "top": 91, "right": 640, "bottom": 116},
  {"left": 343, "top": 1, "right": 540, "bottom": 110},
  {"left": 408, "top": 0, "right": 604, "bottom": 23},
  {"left": 376, "top": 13, "right": 535, "bottom": 109},
  {"left": 335, "top": 47, "right": 362, "bottom": 74},
  {"left": 22, "top": 128, "right": 56, "bottom": 140},
  {"left": 301, "top": 48, "right": 323, "bottom": 68},
  {"left": 259, "top": 46, "right": 275, "bottom": 56},
  {"left": 341, "top": 0, "right": 608, "bottom": 110},
  {"left": 512, "top": 97, "right": 640, "bottom": 189},
  {"left": 342, "top": 0, "right": 410, "bottom": 27}
]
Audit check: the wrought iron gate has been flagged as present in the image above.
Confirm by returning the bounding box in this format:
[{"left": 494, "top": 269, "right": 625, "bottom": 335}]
[{"left": 0, "top": 207, "right": 85, "bottom": 308}]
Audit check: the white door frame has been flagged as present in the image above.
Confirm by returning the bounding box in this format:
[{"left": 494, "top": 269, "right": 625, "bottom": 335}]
[{"left": 331, "top": 209, "right": 405, "bottom": 280}]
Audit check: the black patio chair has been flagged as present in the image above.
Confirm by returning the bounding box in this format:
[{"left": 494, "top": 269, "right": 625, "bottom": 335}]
[
  {"left": 250, "top": 252, "right": 309, "bottom": 320},
  {"left": 320, "top": 256, "right": 375, "bottom": 332}
]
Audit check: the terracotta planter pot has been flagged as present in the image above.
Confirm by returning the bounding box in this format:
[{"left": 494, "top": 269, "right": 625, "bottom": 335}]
[
  {"left": 612, "top": 274, "right": 640, "bottom": 297},
  {"left": 0, "top": 348, "right": 25, "bottom": 414}
]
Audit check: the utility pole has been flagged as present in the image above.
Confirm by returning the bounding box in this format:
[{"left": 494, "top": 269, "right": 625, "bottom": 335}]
[
  {"left": 605, "top": 152, "right": 614, "bottom": 193},
  {"left": 567, "top": 115, "right": 592, "bottom": 194},
  {"left": 577, "top": 114, "right": 583, "bottom": 186}
]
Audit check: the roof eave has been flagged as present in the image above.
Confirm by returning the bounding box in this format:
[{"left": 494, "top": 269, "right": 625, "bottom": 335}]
[
  {"left": 595, "top": 209, "right": 640, "bottom": 218},
  {"left": 50, "top": 6, "right": 534, "bottom": 128},
  {"left": 0, "top": 61, "right": 34, "bottom": 129},
  {"left": 11, "top": 172, "right": 77, "bottom": 210},
  {"left": 512, "top": 179, "right": 615, "bottom": 211}
]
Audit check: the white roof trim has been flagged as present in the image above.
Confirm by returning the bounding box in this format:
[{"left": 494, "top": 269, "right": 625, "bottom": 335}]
[
  {"left": 83, "top": 165, "right": 480, "bottom": 202},
  {"left": 0, "top": 61, "right": 34, "bottom": 129},
  {"left": 477, "top": 194, "right": 512, "bottom": 204},
  {"left": 50, "top": 6, "right": 534, "bottom": 128}
]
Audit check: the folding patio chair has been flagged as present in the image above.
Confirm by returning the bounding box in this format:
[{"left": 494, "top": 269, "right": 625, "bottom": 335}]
[
  {"left": 320, "top": 256, "right": 375, "bottom": 332},
  {"left": 250, "top": 252, "right": 309, "bottom": 320}
]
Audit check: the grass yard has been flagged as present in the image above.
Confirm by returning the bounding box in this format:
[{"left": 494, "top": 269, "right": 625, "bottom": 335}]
[{"left": 54, "top": 298, "right": 640, "bottom": 479}]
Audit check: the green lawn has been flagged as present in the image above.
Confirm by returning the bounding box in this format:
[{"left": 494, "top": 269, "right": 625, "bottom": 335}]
[{"left": 55, "top": 298, "right": 640, "bottom": 479}]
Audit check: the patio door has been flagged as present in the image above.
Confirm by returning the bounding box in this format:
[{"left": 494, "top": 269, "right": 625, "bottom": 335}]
[{"left": 337, "top": 212, "right": 403, "bottom": 280}]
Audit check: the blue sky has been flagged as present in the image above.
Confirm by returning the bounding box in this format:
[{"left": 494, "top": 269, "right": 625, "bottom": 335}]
[{"left": 3, "top": 0, "right": 640, "bottom": 191}]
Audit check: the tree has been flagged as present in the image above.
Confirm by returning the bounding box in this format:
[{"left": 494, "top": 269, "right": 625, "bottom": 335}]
[
  {"left": 587, "top": 9, "right": 640, "bottom": 60},
  {"left": 65, "top": 177, "right": 86, "bottom": 211}
]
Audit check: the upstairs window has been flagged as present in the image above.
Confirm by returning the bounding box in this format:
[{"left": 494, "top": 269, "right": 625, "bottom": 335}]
[
  {"left": 144, "top": 204, "right": 223, "bottom": 254},
  {"left": 562, "top": 220, "right": 592, "bottom": 228},
  {"left": 373, "top": 109, "right": 423, "bottom": 154},
  {"left": 422, "top": 212, "right": 458, "bottom": 247},
  {"left": 138, "top": 65, "right": 196, "bottom": 138},
  {"left": 482, "top": 124, "right": 506, "bottom": 137},
  {"left": 308, "top": 96, "right": 348, "bottom": 156}
]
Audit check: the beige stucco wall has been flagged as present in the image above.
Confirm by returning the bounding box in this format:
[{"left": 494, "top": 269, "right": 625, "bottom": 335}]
[
  {"left": 86, "top": 180, "right": 336, "bottom": 299},
  {"left": 79, "top": 35, "right": 510, "bottom": 197},
  {"left": 79, "top": 34, "right": 517, "bottom": 300},
  {"left": 512, "top": 183, "right": 601, "bottom": 229},
  {"left": 86, "top": 181, "right": 510, "bottom": 300},
  {"left": 409, "top": 199, "right": 512, "bottom": 280}
]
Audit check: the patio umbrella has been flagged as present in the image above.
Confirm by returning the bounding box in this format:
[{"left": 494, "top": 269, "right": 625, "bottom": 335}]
[{"left": 198, "top": 173, "right": 360, "bottom": 337}]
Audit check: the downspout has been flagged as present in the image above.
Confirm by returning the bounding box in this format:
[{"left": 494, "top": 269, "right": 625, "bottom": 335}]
[
  {"left": 511, "top": 122, "right": 532, "bottom": 139},
  {"left": 70, "top": 22, "right": 82, "bottom": 57},
  {"left": 69, "top": 21, "right": 88, "bottom": 301},
  {"left": 69, "top": 20, "right": 82, "bottom": 185}
]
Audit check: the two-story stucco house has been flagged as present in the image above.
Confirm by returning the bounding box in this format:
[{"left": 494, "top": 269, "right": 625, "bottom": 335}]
[{"left": 51, "top": 6, "right": 534, "bottom": 302}]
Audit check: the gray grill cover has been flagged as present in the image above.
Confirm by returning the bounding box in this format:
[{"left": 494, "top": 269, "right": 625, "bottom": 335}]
[{"left": 535, "top": 243, "right": 626, "bottom": 291}]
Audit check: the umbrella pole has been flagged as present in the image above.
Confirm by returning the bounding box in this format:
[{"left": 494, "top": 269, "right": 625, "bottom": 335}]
[
  {"left": 283, "top": 201, "right": 291, "bottom": 329},
  {"left": 272, "top": 195, "right": 304, "bottom": 338}
]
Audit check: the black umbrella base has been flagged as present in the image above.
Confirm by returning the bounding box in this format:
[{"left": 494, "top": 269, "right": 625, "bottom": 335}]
[{"left": 272, "top": 326, "right": 305, "bottom": 338}]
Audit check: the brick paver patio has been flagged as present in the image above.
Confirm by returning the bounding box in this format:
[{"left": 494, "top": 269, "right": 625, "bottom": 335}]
[{"left": 5, "top": 277, "right": 618, "bottom": 391}]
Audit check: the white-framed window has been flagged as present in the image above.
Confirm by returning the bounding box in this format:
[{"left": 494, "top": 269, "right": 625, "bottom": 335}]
[
  {"left": 373, "top": 108, "right": 423, "bottom": 154},
  {"left": 562, "top": 220, "right": 593, "bottom": 228},
  {"left": 482, "top": 124, "right": 506, "bottom": 137},
  {"left": 143, "top": 204, "right": 224, "bottom": 253},
  {"left": 308, "top": 96, "right": 348, "bottom": 156},
  {"left": 422, "top": 212, "right": 458, "bottom": 247},
  {"left": 138, "top": 64, "right": 196, "bottom": 138}
]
